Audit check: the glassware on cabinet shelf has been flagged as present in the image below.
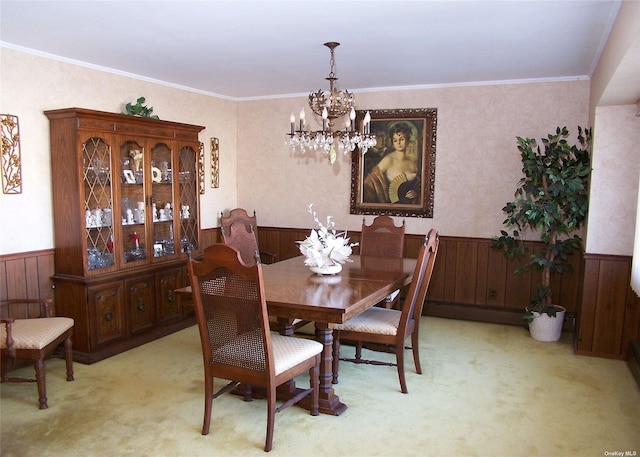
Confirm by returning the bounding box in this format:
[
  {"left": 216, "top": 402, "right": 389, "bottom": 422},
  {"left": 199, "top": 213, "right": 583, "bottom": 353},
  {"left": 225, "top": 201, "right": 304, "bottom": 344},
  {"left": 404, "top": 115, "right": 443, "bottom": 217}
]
[
  {"left": 124, "top": 230, "right": 146, "bottom": 263},
  {"left": 83, "top": 137, "right": 114, "bottom": 272},
  {"left": 87, "top": 248, "right": 114, "bottom": 270}
]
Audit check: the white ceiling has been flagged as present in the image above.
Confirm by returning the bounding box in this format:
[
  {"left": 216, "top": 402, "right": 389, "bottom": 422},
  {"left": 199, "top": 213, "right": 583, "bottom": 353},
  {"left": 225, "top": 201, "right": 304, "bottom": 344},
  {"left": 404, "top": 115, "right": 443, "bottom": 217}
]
[{"left": 1, "top": 0, "right": 636, "bottom": 104}]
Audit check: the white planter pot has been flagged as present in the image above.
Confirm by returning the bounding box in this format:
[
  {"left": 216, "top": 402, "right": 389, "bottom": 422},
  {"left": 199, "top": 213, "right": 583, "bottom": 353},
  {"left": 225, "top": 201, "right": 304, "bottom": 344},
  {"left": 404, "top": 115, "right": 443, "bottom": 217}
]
[
  {"left": 528, "top": 305, "right": 566, "bottom": 342},
  {"left": 310, "top": 263, "right": 343, "bottom": 275}
]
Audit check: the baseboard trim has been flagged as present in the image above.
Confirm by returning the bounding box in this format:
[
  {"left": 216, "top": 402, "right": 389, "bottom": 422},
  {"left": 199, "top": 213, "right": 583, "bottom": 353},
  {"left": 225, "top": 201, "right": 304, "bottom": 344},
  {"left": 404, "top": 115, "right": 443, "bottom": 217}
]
[
  {"left": 424, "top": 301, "right": 575, "bottom": 333},
  {"left": 425, "top": 301, "right": 527, "bottom": 327}
]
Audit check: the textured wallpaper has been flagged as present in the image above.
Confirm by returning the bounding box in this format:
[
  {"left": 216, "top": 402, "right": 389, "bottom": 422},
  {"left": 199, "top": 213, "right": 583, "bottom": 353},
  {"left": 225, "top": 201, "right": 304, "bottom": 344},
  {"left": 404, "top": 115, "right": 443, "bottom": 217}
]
[
  {"left": 236, "top": 81, "right": 590, "bottom": 240},
  {"left": 587, "top": 104, "right": 640, "bottom": 255},
  {"left": 4, "top": 46, "right": 633, "bottom": 256}
]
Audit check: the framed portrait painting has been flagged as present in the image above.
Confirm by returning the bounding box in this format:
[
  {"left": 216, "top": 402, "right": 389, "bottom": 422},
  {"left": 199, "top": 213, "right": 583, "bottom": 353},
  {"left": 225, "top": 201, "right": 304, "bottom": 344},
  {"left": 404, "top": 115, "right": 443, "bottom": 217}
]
[{"left": 350, "top": 108, "right": 437, "bottom": 218}]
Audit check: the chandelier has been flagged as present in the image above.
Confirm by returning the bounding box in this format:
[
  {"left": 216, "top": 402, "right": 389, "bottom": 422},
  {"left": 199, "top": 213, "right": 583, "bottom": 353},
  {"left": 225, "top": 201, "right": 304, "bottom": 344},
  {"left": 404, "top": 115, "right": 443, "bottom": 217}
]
[{"left": 286, "top": 42, "right": 376, "bottom": 164}]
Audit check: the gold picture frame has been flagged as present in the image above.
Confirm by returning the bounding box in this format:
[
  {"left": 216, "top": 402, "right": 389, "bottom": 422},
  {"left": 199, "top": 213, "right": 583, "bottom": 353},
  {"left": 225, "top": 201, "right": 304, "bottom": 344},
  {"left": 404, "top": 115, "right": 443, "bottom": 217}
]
[{"left": 350, "top": 108, "right": 437, "bottom": 218}]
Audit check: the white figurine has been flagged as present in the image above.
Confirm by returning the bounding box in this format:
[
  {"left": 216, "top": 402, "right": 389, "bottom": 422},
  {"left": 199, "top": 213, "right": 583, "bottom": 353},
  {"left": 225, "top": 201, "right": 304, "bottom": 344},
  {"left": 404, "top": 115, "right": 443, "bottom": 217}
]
[
  {"left": 181, "top": 205, "right": 190, "bottom": 219},
  {"left": 93, "top": 207, "right": 103, "bottom": 227},
  {"left": 126, "top": 208, "right": 134, "bottom": 224},
  {"left": 164, "top": 202, "right": 172, "bottom": 219}
]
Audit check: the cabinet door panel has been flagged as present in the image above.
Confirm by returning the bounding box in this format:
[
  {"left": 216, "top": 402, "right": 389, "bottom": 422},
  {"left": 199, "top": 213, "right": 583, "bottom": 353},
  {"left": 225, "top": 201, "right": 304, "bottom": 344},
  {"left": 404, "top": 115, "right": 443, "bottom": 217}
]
[
  {"left": 177, "top": 144, "right": 200, "bottom": 255},
  {"left": 119, "top": 140, "right": 148, "bottom": 267},
  {"left": 150, "top": 142, "right": 177, "bottom": 260},
  {"left": 82, "top": 135, "right": 116, "bottom": 273},
  {"left": 89, "top": 282, "right": 124, "bottom": 346},
  {"left": 125, "top": 275, "right": 156, "bottom": 334},
  {"left": 157, "top": 267, "right": 183, "bottom": 324}
]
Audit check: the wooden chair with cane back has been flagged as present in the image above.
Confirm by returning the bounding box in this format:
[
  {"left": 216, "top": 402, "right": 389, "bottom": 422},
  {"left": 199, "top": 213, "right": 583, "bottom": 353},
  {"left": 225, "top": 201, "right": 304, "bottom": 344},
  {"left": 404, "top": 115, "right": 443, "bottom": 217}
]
[{"left": 187, "top": 244, "right": 323, "bottom": 452}]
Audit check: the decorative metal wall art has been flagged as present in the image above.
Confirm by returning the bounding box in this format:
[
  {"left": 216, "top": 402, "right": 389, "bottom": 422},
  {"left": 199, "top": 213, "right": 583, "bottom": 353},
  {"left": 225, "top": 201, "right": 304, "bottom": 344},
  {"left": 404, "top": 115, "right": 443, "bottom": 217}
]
[
  {"left": 1, "top": 114, "right": 22, "bottom": 194},
  {"left": 198, "top": 142, "right": 205, "bottom": 194},
  {"left": 210, "top": 137, "right": 219, "bottom": 188}
]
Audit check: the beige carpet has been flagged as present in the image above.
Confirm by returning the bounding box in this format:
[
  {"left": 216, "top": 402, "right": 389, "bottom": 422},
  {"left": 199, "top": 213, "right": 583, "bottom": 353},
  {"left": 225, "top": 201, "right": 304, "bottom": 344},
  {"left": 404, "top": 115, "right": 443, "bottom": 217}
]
[{"left": 1, "top": 317, "right": 639, "bottom": 457}]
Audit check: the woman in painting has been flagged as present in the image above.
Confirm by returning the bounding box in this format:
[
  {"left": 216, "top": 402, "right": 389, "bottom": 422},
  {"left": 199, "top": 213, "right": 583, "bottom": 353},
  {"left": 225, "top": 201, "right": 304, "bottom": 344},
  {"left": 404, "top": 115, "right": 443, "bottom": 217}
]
[{"left": 363, "top": 121, "right": 420, "bottom": 204}]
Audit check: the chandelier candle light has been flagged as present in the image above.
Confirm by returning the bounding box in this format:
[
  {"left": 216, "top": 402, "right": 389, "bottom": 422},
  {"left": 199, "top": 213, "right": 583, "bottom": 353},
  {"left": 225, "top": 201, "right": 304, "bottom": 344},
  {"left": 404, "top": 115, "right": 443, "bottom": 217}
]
[
  {"left": 297, "top": 204, "right": 358, "bottom": 275},
  {"left": 287, "top": 42, "right": 376, "bottom": 164}
]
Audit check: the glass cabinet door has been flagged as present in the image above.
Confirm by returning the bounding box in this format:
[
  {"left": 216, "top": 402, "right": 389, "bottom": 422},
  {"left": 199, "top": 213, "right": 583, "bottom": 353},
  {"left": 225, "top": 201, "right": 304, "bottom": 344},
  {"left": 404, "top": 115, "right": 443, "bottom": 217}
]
[
  {"left": 83, "top": 137, "right": 115, "bottom": 271},
  {"left": 119, "top": 141, "right": 147, "bottom": 264},
  {"left": 178, "top": 145, "right": 199, "bottom": 254},
  {"left": 150, "top": 142, "right": 175, "bottom": 258}
]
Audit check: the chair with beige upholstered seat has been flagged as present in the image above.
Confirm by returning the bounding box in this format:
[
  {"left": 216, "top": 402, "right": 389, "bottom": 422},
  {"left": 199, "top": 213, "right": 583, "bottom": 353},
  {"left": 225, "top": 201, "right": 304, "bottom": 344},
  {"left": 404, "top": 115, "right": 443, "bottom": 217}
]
[
  {"left": 332, "top": 228, "right": 439, "bottom": 394},
  {"left": 0, "top": 298, "right": 74, "bottom": 409},
  {"left": 188, "top": 243, "right": 322, "bottom": 452}
]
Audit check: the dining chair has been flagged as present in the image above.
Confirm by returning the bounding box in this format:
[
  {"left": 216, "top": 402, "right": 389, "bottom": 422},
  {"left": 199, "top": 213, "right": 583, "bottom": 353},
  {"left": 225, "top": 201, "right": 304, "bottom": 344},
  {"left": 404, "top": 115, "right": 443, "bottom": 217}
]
[
  {"left": 220, "top": 221, "right": 309, "bottom": 333},
  {"left": 0, "top": 298, "right": 74, "bottom": 409},
  {"left": 187, "top": 243, "right": 322, "bottom": 452},
  {"left": 220, "top": 208, "right": 276, "bottom": 264},
  {"left": 332, "top": 228, "right": 439, "bottom": 394},
  {"left": 360, "top": 215, "right": 406, "bottom": 308},
  {"left": 221, "top": 219, "right": 261, "bottom": 266}
]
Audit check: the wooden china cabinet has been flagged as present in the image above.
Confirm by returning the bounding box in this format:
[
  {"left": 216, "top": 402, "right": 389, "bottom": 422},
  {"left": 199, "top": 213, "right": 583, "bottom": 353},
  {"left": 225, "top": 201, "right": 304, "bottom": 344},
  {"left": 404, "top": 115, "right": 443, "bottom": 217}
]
[{"left": 45, "top": 108, "right": 205, "bottom": 363}]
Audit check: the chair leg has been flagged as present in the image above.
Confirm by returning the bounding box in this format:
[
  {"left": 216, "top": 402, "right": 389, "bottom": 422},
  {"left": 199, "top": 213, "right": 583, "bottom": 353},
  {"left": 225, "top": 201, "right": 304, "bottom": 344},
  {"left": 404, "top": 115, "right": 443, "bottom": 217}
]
[
  {"left": 331, "top": 334, "right": 340, "bottom": 384},
  {"left": 202, "top": 376, "right": 213, "bottom": 435},
  {"left": 355, "top": 341, "right": 363, "bottom": 360},
  {"left": 34, "top": 359, "right": 48, "bottom": 409},
  {"left": 243, "top": 384, "right": 253, "bottom": 402},
  {"left": 265, "top": 387, "right": 276, "bottom": 452},
  {"left": 411, "top": 331, "right": 422, "bottom": 375},
  {"left": 64, "top": 337, "right": 74, "bottom": 381},
  {"left": 396, "top": 347, "right": 408, "bottom": 394}
]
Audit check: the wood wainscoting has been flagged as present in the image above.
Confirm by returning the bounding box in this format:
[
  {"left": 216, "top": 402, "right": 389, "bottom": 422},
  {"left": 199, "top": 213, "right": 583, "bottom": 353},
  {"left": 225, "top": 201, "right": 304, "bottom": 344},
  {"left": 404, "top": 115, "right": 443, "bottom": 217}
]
[
  {"left": 253, "top": 227, "right": 638, "bottom": 361},
  {"left": 255, "top": 228, "right": 583, "bottom": 321},
  {"left": 4, "top": 230, "right": 639, "bottom": 363},
  {"left": 576, "top": 253, "right": 640, "bottom": 360},
  {"left": 0, "top": 250, "right": 55, "bottom": 303}
]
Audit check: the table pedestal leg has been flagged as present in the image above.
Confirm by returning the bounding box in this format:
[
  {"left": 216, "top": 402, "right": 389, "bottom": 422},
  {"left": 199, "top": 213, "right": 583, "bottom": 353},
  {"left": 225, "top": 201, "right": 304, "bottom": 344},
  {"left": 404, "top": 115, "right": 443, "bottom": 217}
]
[
  {"left": 275, "top": 320, "right": 348, "bottom": 415},
  {"left": 310, "top": 322, "right": 348, "bottom": 415}
]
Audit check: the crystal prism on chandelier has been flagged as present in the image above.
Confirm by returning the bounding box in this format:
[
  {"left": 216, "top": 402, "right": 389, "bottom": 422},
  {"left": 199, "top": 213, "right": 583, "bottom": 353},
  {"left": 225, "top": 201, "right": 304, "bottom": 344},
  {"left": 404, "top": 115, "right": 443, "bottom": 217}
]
[{"left": 286, "top": 42, "right": 376, "bottom": 164}]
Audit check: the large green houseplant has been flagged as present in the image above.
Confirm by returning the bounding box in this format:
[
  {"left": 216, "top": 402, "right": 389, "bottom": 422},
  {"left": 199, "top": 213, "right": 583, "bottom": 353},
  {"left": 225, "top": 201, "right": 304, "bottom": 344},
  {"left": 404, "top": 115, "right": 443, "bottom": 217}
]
[{"left": 492, "top": 126, "right": 592, "bottom": 338}]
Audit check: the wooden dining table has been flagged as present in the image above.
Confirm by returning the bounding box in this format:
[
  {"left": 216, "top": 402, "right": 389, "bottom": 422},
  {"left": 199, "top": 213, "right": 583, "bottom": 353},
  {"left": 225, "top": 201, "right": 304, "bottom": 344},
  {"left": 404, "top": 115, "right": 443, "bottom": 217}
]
[{"left": 176, "top": 254, "right": 417, "bottom": 416}]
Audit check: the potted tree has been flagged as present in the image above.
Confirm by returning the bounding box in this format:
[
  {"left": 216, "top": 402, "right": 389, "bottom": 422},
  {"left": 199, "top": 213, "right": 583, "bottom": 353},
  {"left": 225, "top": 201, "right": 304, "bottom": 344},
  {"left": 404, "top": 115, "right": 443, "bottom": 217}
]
[{"left": 492, "top": 126, "right": 592, "bottom": 341}]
